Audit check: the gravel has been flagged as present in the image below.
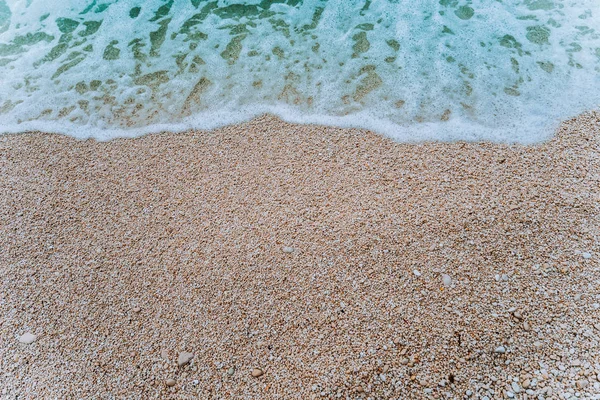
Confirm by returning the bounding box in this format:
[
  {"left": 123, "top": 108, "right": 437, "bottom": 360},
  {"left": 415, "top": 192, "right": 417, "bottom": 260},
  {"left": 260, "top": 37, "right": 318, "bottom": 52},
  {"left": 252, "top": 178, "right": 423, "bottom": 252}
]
[{"left": 0, "top": 113, "right": 599, "bottom": 398}]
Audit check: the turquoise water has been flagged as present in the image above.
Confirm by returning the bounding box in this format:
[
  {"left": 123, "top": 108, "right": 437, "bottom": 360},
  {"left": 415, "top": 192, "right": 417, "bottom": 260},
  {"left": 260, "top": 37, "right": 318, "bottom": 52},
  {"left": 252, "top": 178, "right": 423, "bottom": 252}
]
[{"left": 0, "top": 0, "right": 599, "bottom": 142}]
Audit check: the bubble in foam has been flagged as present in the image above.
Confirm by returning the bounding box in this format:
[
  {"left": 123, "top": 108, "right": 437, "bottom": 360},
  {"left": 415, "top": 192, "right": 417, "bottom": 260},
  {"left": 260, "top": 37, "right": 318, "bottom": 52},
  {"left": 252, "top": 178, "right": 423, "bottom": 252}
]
[{"left": 0, "top": 0, "right": 598, "bottom": 142}]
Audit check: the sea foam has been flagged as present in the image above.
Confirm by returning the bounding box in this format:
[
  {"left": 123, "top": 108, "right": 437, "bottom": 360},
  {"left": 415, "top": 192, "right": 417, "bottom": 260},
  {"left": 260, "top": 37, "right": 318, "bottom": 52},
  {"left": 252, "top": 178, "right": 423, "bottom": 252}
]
[{"left": 0, "top": 0, "right": 599, "bottom": 142}]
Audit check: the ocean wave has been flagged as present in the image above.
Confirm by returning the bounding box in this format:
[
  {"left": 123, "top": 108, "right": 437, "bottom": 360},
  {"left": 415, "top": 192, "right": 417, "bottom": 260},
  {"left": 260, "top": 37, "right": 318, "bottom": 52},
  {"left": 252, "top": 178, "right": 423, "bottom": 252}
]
[{"left": 0, "top": 0, "right": 599, "bottom": 142}]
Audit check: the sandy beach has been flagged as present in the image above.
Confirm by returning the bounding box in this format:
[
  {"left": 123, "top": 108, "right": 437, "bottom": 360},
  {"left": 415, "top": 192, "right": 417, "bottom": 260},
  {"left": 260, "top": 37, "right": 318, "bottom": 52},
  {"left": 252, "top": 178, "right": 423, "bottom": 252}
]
[{"left": 1, "top": 113, "right": 599, "bottom": 399}]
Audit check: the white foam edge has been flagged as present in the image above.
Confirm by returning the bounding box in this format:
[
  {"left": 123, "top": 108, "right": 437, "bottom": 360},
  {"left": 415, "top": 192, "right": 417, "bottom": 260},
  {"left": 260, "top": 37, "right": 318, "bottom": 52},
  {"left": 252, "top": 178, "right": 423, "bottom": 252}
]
[{"left": 0, "top": 103, "right": 576, "bottom": 144}]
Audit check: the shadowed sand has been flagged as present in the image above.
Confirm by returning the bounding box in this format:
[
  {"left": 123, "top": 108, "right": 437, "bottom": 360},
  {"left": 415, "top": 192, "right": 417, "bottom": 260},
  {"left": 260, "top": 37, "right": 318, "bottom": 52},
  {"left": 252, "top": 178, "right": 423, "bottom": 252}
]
[{"left": 0, "top": 113, "right": 599, "bottom": 399}]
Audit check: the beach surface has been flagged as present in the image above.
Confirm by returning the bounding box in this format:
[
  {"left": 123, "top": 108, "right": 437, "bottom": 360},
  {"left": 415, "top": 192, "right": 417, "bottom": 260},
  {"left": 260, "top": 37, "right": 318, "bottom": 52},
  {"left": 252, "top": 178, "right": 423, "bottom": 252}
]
[{"left": 1, "top": 113, "right": 599, "bottom": 399}]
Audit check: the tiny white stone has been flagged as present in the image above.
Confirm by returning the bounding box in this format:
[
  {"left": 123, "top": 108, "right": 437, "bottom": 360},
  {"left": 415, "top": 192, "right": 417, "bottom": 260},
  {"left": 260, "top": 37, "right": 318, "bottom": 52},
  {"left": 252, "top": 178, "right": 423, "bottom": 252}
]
[
  {"left": 282, "top": 246, "right": 294, "bottom": 253},
  {"left": 494, "top": 346, "right": 506, "bottom": 353},
  {"left": 18, "top": 332, "right": 37, "bottom": 344},
  {"left": 582, "top": 252, "right": 592, "bottom": 259},
  {"left": 501, "top": 274, "right": 509, "bottom": 281},
  {"left": 413, "top": 270, "right": 421, "bottom": 277},
  {"left": 511, "top": 382, "right": 521, "bottom": 393},
  {"left": 442, "top": 274, "right": 452, "bottom": 287},
  {"left": 506, "top": 391, "right": 515, "bottom": 398}
]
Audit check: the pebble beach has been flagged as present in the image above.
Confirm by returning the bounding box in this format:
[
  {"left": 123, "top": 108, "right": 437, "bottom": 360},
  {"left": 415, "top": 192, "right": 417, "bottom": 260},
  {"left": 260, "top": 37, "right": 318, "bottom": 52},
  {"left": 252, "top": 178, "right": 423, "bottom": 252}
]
[{"left": 1, "top": 113, "right": 599, "bottom": 399}]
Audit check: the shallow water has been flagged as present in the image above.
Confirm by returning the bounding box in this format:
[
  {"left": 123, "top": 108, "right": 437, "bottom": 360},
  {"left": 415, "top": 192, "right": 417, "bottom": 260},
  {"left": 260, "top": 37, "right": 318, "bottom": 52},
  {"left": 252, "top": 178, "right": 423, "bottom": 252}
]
[{"left": 0, "top": 0, "right": 599, "bottom": 142}]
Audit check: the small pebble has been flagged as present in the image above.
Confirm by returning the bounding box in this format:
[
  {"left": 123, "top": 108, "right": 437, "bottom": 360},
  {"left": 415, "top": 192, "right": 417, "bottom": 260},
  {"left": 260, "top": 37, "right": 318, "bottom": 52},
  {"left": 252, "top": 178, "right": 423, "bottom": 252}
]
[
  {"left": 442, "top": 274, "right": 452, "bottom": 287},
  {"left": 251, "top": 368, "right": 264, "bottom": 377},
  {"left": 133, "top": 307, "right": 141, "bottom": 313},
  {"left": 582, "top": 252, "right": 592, "bottom": 259},
  {"left": 18, "top": 332, "right": 37, "bottom": 344},
  {"left": 576, "top": 379, "right": 589, "bottom": 389},
  {"left": 282, "top": 246, "right": 294, "bottom": 253},
  {"left": 513, "top": 310, "right": 523, "bottom": 320},
  {"left": 413, "top": 270, "right": 421, "bottom": 277},
  {"left": 227, "top": 367, "right": 235, "bottom": 376},
  {"left": 160, "top": 350, "right": 169, "bottom": 361},
  {"left": 494, "top": 346, "right": 506, "bottom": 354},
  {"left": 177, "top": 352, "right": 193, "bottom": 367},
  {"left": 511, "top": 382, "right": 521, "bottom": 393},
  {"left": 523, "top": 321, "right": 531, "bottom": 331},
  {"left": 166, "top": 378, "right": 176, "bottom": 387}
]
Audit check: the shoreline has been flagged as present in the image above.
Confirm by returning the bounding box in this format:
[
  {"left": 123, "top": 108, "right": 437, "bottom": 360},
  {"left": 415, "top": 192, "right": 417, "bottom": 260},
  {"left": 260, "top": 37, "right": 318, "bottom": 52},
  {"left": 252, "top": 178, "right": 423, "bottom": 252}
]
[
  {"left": 1, "top": 112, "right": 599, "bottom": 399},
  {"left": 0, "top": 107, "right": 575, "bottom": 143}
]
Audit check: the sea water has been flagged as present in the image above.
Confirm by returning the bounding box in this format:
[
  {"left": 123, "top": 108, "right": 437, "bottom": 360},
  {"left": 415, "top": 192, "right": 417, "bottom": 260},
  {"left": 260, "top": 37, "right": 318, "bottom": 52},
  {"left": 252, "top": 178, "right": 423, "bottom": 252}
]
[{"left": 0, "top": 0, "right": 598, "bottom": 142}]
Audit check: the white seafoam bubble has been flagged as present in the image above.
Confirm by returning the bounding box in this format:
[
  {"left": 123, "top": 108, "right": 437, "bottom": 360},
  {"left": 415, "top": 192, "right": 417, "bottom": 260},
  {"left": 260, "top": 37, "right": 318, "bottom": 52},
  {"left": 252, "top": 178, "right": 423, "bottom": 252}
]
[{"left": 0, "top": 0, "right": 598, "bottom": 142}]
